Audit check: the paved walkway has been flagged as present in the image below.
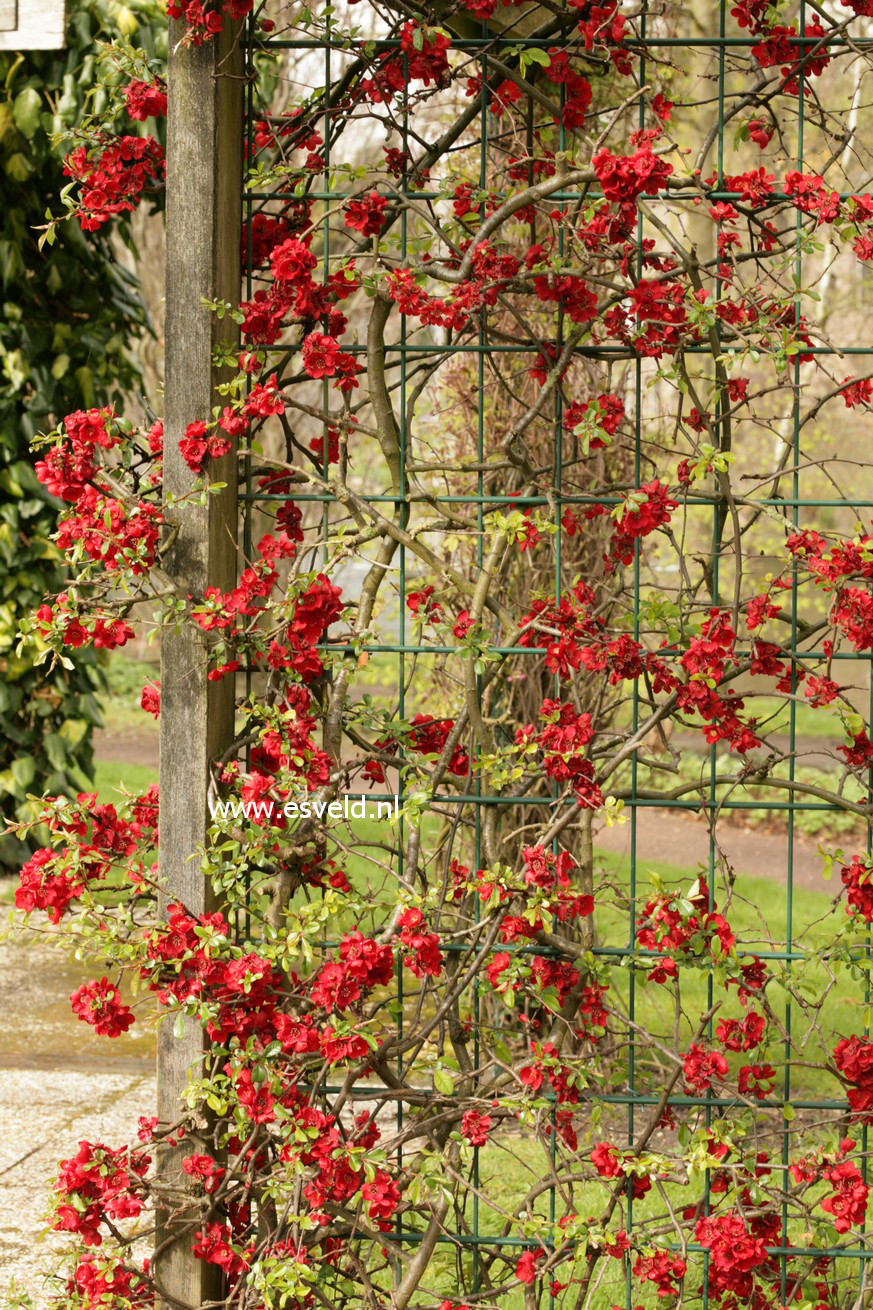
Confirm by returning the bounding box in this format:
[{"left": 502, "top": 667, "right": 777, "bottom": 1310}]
[{"left": 0, "top": 926, "right": 154, "bottom": 1300}]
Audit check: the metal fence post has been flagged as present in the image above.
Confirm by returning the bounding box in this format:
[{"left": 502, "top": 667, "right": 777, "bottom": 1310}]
[{"left": 156, "top": 17, "right": 243, "bottom": 1307}]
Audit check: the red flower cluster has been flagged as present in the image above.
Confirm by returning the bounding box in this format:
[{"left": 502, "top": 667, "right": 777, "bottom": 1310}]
[
  {"left": 359, "top": 23, "right": 451, "bottom": 102},
  {"left": 70, "top": 978, "right": 135, "bottom": 1038},
  {"left": 637, "top": 879, "right": 735, "bottom": 979},
  {"left": 72, "top": 1255, "right": 152, "bottom": 1309},
  {"left": 398, "top": 908, "right": 444, "bottom": 978},
  {"left": 179, "top": 419, "right": 233, "bottom": 472},
  {"left": 36, "top": 599, "right": 135, "bottom": 651},
  {"left": 593, "top": 145, "right": 673, "bottom": 205},
  {"left": 16, "top": 847, "right": 88, "bottom": 922},
  {"left": 821, "top": 1157, "right": 869, "bottom": 1233},
  {"left": 607, "top": 480, "right": 677, "bottom": 566},
  {"left": 345, "top": 191, "right": 388, "bottom": 236},
  {"left": 167, "top": 0, "right": 254, "bottom": 42},
  {"left": 364, "top": 713, "right": 469, "bottom": 783},
  {"left": 55, "top": 1141, "right": 149, "bottom": 1246},
  {"left": 124, "top": 79, "right": 167, "bottom": 120},
  {"left": 633, "top": 1250, "right": 686, "bottom": 1297},
  {"left": 517, "top": 699, "right": 602, "bottom": 809},
  {"left": 461, "top": 1110, "right": 491, "bottom": 1145},
  {"left": 63, "top": 135, "right": 164, "bottom": 230},
  {"left": 35, "top": 407, "right": 119, "bottom": 501},
  {"left": 563, "top": 392, "right": 625, "bottom": 450},
  {"left": 140, "top": 681, "right": 161, "bottom": 718},
  {"left": 301, "top": 330, "right": 360, "bottom": 390},
  {"left": 16, "top": 790, "right": 156, "bottom": 922},
  {"left": 716, "top": 1011, "right": 765, "bottom": 1051},
  {"left": 144, "top": 903, "right": 286, "bottom": 1044},
  {"left": 308, "top": 930, "right": 394, "bottom": 1012},
  {"left": 841, "top": 855, "right": 873, "bottom": 921},
  {"left": 834, "top": 1036, "right": 873, "bottom": 1118},
  {"left": 56, "top": 486, "right": 161, "bottom": 574},
  {"left": 683, "top": 1042, "right": 728, "bottom": 1092},
  {"left": 694, "top": 1211, "right": 769, "bottom": 1300}
]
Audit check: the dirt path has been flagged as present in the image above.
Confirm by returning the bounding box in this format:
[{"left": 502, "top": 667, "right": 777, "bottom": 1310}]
[
  {"left": 94, "top": 724, "right": 159, "bottom": 768},
  {"left": 594, "top": 809, "right": 832, "bottom": 893}
]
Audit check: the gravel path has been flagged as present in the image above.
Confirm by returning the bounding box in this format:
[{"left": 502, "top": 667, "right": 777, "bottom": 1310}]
[{"left": 0, "top": 927, "right": 154, "bottom": 1300}]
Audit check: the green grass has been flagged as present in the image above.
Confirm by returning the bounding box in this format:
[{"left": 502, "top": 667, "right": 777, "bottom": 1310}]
[
  {"left": 0, "top": 759, "right": 158, "bottom": 905},
  {"left": 747, "top": 693, "right": 848, "bottom": 740},
  {"left": 592, "top": 846, "right": 855, "bottom": 1100},
  {"left": 93, "top": 757, "right": 158, "bottom": 800},
  {"left": 96, "top": 652, "right": 160, "bottom": 733}
]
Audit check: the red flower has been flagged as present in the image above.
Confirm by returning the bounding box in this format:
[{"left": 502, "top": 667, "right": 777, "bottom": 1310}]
[
  {"left": 841, "top": 855, "right": 873, "bottom": 922},
  {"left": 309, "top": 961, "right": 360, "bottom": 1012},
  {"left": 63, "top": 135, "right": 164, "bottom": 230},
  {"left": 55, "top": 1141, "right": 148, "bottom": 1246},
  {"left": 716, "top": 1011, "right": 765, "bottom": 1052},
  {"left": 140, "top": 682, "right": 161, "bottom": 718},
  {"left": 835, "top": 1035, "right": 873, "bottom": 1118},
  {"left": 515, "top": 1251, "right": 542, "bottom": 1285},
  {"left": 593, "top": 144, "right": 673, "bottom": 203},
  {"left": 633, "top": 1250, "right": 686, "bottom": 1297},
  {"left": 841, "top": 376, "right": 873, "bottom": 408},
  {"left": 361, "top": 1168, "right": 401, "bottom": 1221},
  {"left": 590, "top": 1141, "right": 623, "bottom": 1178},
  {"left": 345, "top": 191, "right": 388, "bottom": 236},
  {"left": 16, "top": 848, "right": 86, "bottom": 922},
  {"left": 694, "top": 1210, "right": 768, "bottom": 1287},
  {"left": 453, "top": 610, "right": 474, "bottom": 638},
  {"left": 301, "top": 331, "right": 341, "bottom": 379},
  {"left": 234, "top": 1067, "right": 275, "bottom": 1123},
  {"left": 270, "top": 237, "right": 317, "bottom": 283},
  {"left": 737, "top": 1062, "right": 776, "bottom": 1099},
  {"left": 407, "top": 585, "right": 442, "bottom": 621},
  {"left": 244, "top": 373, "right": 285, "bottom": 417},
  {"left": 821, "top": 1159, "right": 869, "bottom": 1232},
  {"left": 397, "top": 907, "right": 444, "bottom": 978},
  {"left": 179, "top": 421, "right": 209, "bottom": 471},
  {"left": 683, "top": 1042, "right": 728, "bottom": 1092},
  {"left": 182, "top": 1153, "right": 226, "bottom": 1193},
  {"left": 461, "top": 1110, "right": 491, "bottom": 1145}
]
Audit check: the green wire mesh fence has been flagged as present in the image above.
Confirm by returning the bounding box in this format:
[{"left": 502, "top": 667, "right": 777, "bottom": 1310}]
[{"left": 232, "top": 3, "right": 873, "bottom": 1305}]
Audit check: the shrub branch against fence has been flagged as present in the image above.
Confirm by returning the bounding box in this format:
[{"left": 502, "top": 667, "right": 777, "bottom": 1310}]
[{"left": 11, "top": 1, "right": 873, "bottom": 1308}]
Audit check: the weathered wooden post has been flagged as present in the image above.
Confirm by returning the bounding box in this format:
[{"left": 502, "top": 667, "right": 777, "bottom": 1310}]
[{"left": 155, "top": 16, "right": 243, "bottom": 1307}]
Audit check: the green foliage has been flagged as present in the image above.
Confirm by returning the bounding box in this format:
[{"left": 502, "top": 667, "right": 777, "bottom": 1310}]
[{"left": 0, "top": 0, "right": 164, "bottom": 869}]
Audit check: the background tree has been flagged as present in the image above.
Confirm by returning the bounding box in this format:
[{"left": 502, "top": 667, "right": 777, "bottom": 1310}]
[{"left": 0, "top": 0, "right": 163, "bottom": 868}]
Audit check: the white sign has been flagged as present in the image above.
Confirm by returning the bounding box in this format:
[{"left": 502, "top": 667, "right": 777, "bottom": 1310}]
[{"left": 0, "top": 1, "right": 66, "bottom": 50}]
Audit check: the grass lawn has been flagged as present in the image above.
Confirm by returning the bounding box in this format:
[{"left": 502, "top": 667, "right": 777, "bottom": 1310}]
[{"left": 93, "top": 757, "right": 158, "bottom": 800}]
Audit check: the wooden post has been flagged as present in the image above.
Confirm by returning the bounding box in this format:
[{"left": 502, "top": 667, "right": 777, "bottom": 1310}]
[{"left": 155, "top": 17, "right": 243, "bottom": 1308}]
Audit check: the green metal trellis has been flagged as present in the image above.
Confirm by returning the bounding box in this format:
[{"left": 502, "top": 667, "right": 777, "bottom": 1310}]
[{"left": 231, "top": 4, "right": 873, "bottom": 1304}]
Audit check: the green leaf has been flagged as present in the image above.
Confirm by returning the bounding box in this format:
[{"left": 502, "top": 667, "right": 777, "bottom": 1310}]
[
  {"left": 433, "top": 1069, "right": 454, "bottom": 1095},
  {"left": 4, "top": 153, "right": 32, "bottom": 182},
  {"left": 10, "top": 754, "right": 35, "bottom": 792},
  {"left": 12, "top": 88, "right": 42, "bottom": 140}
]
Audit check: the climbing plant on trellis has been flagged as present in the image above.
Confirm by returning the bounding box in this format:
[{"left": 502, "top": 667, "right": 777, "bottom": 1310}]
[{"left": 13, "top": 0, "right": 873, "bottom": 1308}]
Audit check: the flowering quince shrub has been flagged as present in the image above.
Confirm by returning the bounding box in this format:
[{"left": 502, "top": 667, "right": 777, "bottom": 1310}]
[{"left": 15, "top": 0, "right": 873, "bottom": 1308}]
